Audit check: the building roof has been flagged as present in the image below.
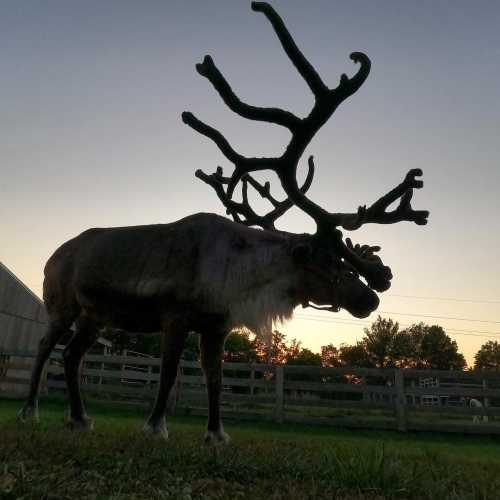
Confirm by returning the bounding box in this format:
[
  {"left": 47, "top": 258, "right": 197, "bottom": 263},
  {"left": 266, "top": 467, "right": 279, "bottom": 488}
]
[{"left": 0, "top": 261, "right": 44, "bottom": 307}]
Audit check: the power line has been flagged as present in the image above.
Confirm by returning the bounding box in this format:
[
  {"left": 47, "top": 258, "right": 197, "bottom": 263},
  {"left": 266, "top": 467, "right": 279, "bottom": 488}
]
[
  {"left": 297, "top": 310, "right": 500, "bottom": 331},
  {"left": 297, "top": 308, "right": 500, "bottom": 325},
  {"left": 294, "top": 314, "right": 500, "bottom": 339},
  {"left": 296, "top": 316, "right": 500, "bottom": 339},
  {"left": 386, "top": 293, "right": 500, "bottom": 304},
  {"left": 296, "top": 312, "right": 500, "bottom": 334},
  {"left": 377, "top": 311, "right": 500, "bottom": 325}
]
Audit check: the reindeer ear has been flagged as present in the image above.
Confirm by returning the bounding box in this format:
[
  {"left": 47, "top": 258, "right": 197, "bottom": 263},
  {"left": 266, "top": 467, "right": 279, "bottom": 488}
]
[{"left": 292, "top": 243, "right": 312, "bottom": 266}]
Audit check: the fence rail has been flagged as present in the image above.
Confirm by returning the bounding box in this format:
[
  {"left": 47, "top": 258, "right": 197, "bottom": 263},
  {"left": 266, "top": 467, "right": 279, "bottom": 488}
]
[{"left": 2, "top": 351, "right": 500, "bottom": 434}]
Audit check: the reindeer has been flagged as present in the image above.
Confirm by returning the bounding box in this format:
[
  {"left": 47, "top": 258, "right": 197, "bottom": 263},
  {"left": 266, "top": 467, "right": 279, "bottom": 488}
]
[{"left": 19, "top": 2, "right": 428, "bottom": 444}]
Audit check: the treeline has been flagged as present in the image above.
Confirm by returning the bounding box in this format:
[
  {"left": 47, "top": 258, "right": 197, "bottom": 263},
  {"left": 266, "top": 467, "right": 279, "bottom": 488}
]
[{"left": 104, "top": 316, "right": 500, "bottom": 371}]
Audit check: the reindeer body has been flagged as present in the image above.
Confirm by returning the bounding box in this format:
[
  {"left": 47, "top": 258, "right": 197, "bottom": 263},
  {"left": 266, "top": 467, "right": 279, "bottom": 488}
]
[
  {"left": 20, "top": 211, "right": 377, "bottom": 442},
  {"left": 19, "top": 213, "right": 316, "bottom": 442},
  {"left": 45, "top": 213, "right": 299, "bottom": 336}
]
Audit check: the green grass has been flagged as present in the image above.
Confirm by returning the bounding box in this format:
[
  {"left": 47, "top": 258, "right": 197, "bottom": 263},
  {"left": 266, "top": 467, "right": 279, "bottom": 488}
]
[{"left": 1, "top": 398, "right": 500, "bottom": 499}]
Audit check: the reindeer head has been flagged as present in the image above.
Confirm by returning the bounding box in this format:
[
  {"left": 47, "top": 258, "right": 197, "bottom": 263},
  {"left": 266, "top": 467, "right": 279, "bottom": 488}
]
[
  {"left": 290, "top": 240, "right": 380, "bottom": 319},
  {"left": 183, "top": 2, "right": 428, "bottom": 317}
]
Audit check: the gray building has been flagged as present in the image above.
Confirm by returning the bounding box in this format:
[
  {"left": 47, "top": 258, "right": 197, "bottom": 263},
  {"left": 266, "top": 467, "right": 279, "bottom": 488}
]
[{"left": 0, "top": 261, "right": 47, "bottom": 353}]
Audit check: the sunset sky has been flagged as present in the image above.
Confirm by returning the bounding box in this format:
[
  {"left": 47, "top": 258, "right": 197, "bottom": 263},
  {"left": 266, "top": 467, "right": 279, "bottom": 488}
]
[{"left": 1, "top": 1, "right": 499, "bottom": 365}]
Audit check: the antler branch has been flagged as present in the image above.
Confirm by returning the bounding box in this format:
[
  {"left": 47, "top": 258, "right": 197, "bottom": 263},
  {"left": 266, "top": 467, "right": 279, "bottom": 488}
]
[
  {"left": 196, "top": 157, "right": 315, "bottom": 230},
  {"left": 251, "top": 2, "right": 328, "bottom": 98},
  {"left": 195, "top": 167, "right": 253, "bottom": 224},
  {"left": 196, "top": 55, "right": 301, "bottom": 131},
  {"left": 182, "top": 110, "right": 278, "bottom": 197},
  {"left": 331, "top": 52, "right": 371, "bottom": 105},
  {"left": 366, "top": 169, "right": 429, "bottom": 225},
  {"left": 331, "top": 169, "right": 429, "bottom": 230},
  {"left": 181, "top": 112, "right": 244, "bottom": 165}
]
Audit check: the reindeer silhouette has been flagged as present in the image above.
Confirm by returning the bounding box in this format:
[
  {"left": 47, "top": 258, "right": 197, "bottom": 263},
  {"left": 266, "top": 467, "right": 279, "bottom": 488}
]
[{"left": 19, "top": 2, "right": 427, "bottom": 444}]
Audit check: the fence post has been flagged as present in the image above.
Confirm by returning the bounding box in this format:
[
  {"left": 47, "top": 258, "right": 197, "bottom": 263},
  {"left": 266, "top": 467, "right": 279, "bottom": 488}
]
[
  {"left": 483, "top": 378, "right": 489, "bottom": 407},
  {"left": 483, "top": 378, "right": 489, "bottom": 422},
  {"left": 275, "top": 364, "right": 284, "bottom": 424},
  {"left": 250, "top": 365, "right": 255, "bottom": 396},
  {"left": 394, "top": 368, "right": 407, "bottom": 432}
]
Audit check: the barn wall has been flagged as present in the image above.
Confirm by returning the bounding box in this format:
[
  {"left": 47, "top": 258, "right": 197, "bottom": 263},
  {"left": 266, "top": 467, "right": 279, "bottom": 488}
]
[{"left": 0, "top": 262, "right": 47, "bottom": 353}]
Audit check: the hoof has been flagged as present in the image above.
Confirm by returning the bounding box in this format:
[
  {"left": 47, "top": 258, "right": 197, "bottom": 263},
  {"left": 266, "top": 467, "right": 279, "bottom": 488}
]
[
  {"left": 204, "top": 429, "right": 230, "bottom": 446},
  {"left": 17, "top": 404, "right": 39, "bottom": 423},
  {"left": 143, "top": 420, "right": 169, "bottom": 441},
  {"left": 65, "top": 416, "right": 94, "bottom": 432}
]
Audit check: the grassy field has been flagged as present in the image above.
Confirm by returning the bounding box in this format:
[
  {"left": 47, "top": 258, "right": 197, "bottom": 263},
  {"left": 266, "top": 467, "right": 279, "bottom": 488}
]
[{"left": 1, "top": 398, "right": 500, "bottom": 499}]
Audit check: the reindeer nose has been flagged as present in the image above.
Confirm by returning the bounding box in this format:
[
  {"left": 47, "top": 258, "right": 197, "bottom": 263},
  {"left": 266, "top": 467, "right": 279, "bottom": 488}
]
[
  {"left": 341, "top": 282, "right": 380, "bottom": 318},
  {"left": 365, "top": 290, "right": 380, "bottom": 312},
  {"left": 350, "top": 290, "right": 379, "bottom": 318}
]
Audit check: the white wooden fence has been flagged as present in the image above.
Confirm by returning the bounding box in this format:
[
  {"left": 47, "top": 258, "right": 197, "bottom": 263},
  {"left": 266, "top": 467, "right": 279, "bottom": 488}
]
[{"left": 2, "top": 351, "right": 500, "bottom": 434}]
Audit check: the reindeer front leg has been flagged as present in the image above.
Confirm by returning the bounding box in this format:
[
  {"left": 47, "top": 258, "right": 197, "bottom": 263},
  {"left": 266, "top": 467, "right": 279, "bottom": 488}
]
[
  {"left": 144, "top": 324, "right": 188, "bottom": 440},
  {"left": 200, "top": 330, "right": 230, "bottom": 445}
]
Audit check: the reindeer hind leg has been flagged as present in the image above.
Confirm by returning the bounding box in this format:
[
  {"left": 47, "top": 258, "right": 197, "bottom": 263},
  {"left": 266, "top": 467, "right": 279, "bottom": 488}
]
[{"left": 18, "top": 311, "right": 78, "bottom": 423}]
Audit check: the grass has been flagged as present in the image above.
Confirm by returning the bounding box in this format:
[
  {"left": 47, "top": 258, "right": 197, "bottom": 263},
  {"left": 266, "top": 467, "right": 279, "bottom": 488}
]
[{"left": 1, "top": 398, "right": 500, "bottom": 499}]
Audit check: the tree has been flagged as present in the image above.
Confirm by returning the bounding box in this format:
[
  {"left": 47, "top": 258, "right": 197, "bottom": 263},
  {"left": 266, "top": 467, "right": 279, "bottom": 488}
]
[
  {"left": 328, "top": 319, "right": 467, "bottom": 371},
  {"left": 334, "top": 316, "right": 400, "bottom": 368},
  {"left": 362, "top": 316, "right": 399, "bottom": 368},
  {"left": 253, "top": 330, "right": 291, "bottom": 364},
  {"left": 400, "top": 323, "right": 466, "bottom": 370},
  {"left": 474, "top": 341, "right": 500, "bottom": 371},
  {"left": 224, "top": 329, "right": 260, "bottom": 363},
  {"left": 389, "top": 329, "right": 423, "bottom": 368},
  {"left": 284, "top": 339, "right": 303, "bottom": 362},
  {"left": 421, "top": 326, "right": 466, "bottom": 370},
  {"left": 321, "top": 344, "right": 341, "bottom": 368},
  {"left": 286, "top": 348, "right": 321, "bottom": 366},
  {"left": 338, "top": 342, "right": 373, "bottom": 367}
]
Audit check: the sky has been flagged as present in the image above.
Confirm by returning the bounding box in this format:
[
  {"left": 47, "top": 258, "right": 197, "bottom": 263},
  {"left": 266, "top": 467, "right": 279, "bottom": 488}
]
[{"left": 1, "top": 0, "right": 499, "bottom": 365}]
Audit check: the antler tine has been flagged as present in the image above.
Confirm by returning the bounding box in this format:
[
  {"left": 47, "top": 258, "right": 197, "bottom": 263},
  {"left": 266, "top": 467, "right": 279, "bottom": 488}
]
[
  {"left": 242, "top": 154, "right": 316, "bottom": 227},
  {"left": 332, "top": 52, "right": 372, "bottom": 105},
  {"left": 195, "top": 55, "right": 301, "bottom": 131},
  {"left": 195, "top": 167, "right": 259, "bottom": 225},
  {"left": 367, "top": 169, "right": 429, "bottom": 225},
  {"left": 196, "top": 157, "right": 315, "bottom": 231},
  {"left": 182, "top": 112, "right": 245, "bottom": 166},
  {"left": 331, "top": 169, "right": 430, "bottom": 230},
  {"left": 251, "top": 2, "right": 329, "bottom": 98},
  {"left": 245, "top": 156, "right": 315, "bottom": 208},
  {"left": 182, "top": 110, "right": 280, "bottom": 200}
]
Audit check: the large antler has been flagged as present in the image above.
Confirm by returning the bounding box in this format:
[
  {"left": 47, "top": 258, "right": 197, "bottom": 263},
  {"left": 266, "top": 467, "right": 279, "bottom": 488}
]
[{"left": 182, "top": 2, "right": 428, "bottom": 291}]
